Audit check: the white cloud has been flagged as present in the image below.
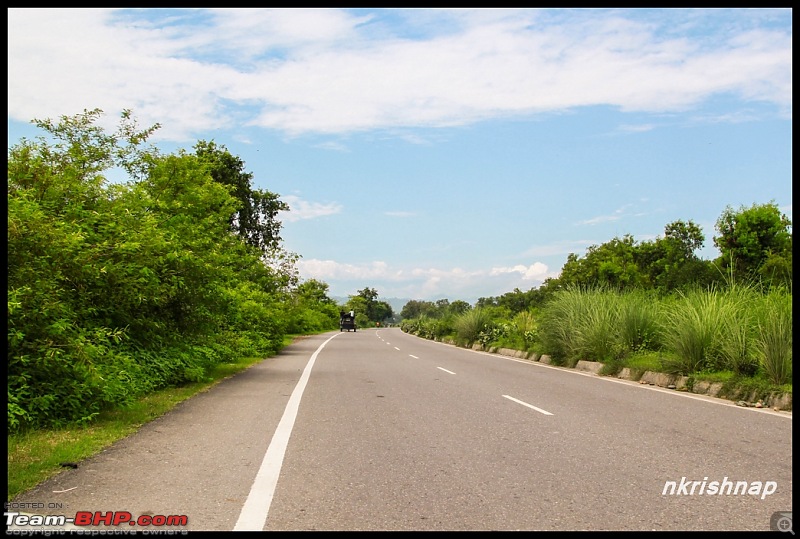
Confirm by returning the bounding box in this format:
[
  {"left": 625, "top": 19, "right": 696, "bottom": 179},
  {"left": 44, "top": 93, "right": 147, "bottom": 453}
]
[
  {"left": 489, "top": 262, "right": 549, "bottom": 281},
  {"left": 297, "top": 258, "right": 560, "bottom": 301},
  {"left": 299, "top": 259, "right": 398, "bottom": 280},
  {"left": 577, "top": 204, "right": 635, "bottom": 226},
  {"left": 618, "top": 123, "right": 656, "bottom": 133},
  {"left": 279, "top": 195, "right": 342, "bottom": 222},
  {"left": 7, "top": 8, "right": 792, "bottom": 141}
]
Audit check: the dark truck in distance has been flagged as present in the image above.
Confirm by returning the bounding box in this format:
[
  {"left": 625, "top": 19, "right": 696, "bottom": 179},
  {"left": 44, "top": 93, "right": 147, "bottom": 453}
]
[{"left": 339, "top": 310, "right": 357, "bottom": 332}]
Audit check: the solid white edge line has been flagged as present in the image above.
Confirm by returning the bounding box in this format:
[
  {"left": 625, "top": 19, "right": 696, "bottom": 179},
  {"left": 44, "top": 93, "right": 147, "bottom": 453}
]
[
  {"left": 234, "top": 333, "right": 339, "bottom": 531},
  {"left": 410, "top": 333, "right": 790, "bottom": 419},
  {"left": 503, "top": 394, "right": 553, "bottom": 416}
]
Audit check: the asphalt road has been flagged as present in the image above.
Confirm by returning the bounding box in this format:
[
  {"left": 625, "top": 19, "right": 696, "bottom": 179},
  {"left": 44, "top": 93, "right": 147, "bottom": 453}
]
[{"left": 7, "top": 328, "right": 793, "bottom": 531}]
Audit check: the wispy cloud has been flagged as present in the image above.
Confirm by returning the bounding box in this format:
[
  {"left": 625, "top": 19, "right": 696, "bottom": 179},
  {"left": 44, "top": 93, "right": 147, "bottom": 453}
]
[
  {"left": 618, "top": 123, "right": 656, "bottom": 133},
  {"left": 279, "top": 195, "right": 342, "bottom": 222},
  {"left": 314, "top": 140, "right": 350, "bottom": 152},
  {"left": 576, "top": 204, "right": 633, "bottom": 226}
]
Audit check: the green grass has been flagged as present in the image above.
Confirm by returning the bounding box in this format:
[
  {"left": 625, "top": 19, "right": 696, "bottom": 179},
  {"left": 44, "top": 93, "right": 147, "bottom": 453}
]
[
  {"left": 625, "top": 352, "right": 665, "bottom": 373},
  {"left": 698, "top": 371, "right": 794, "bottom": 403},
  {"left": 7, "top": 334, "right": 301, "bottom": 502}
]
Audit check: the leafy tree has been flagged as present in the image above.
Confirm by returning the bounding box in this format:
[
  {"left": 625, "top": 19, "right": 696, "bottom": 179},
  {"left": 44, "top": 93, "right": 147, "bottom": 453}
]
[
  {"left": 342, "top": 295, "right": 370, "bottom": 328},
  {"left": 284, "top": 279, "right": 339, "bottom": 334},
  {"left": 372, "top": 301, "right": 394, "bottom": 325},
  {"left": 193, "top": 140, "right": 289, "bottom": 256},
  {"left": 295, "top": 279, "right": 337, "bottom": 305},
  {"left": 477, "top": 287, "right": 551, "bottom": 314},
  {"left": 558, "top": 235, "right": 644, "bottom": 291},
  {"left": 664, "top": 220, "right": 705, "bottom": 259},
  {"left": 447, "top": 300, "right": 472, "bottom": 316},
  {"left": 635, "top": 220, "right": 714, "bottom": 293},
  {"left": 353, "top": 287, "right": 395, "bottom": 323},
  {"left": 356, "top": 287, "right": 379, "bottom": 305},
  {"left": 340, "top": 288, "right": 395, "bottom": 326},
  {"left": 713, "top": 202, "right": 792, "bottom": 286},
  {"left": 400, "top": 300, "right": 437, "bottom": 319},
  {"left": 7, "top": 109, "right": 295, "bottom": 431}
]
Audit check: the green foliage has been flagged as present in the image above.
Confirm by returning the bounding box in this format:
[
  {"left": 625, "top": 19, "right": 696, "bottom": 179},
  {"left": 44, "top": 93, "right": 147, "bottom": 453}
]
[
  {"left": 541, "top": 287, "right": 624, "bottom": 366},
  {"left": 400, "top": 315, "right": 454, "bottom": 340},
  {"left": 284, "top": 279, "right": 340, "bottom": 334},
  {"left": 7, "top": 109, "right": 308, "bottom": 432},
  {"left": 713, "top": 201, "right": 792, "bottom": 285},
  {"left": 511, "top": 311, "right": 539, "bottom": 349},
  {"left": 476, "top": 287, "right": 552, "bottom": 314},
  {"left": 657, "top": 286, "right": 741, "bottom": 375},
  {"left": 395, "top": 206, "right": 790, "bottom": 397},
  {"left": 616, "top": 289, "right": 662, "bottom": 354},
  {"left": 453, "top": 308, "right": 492, "bottom": 347},
  {"left": 558, "top": 235, "right": 644, "bottom": 291},
  {"left": 342, "top": 287, "right": 395, "bottom": 326},
  {"left": 400, "top": 298, "right": 470, "bottom": 320},
  {"left": 713, "top": 285, "right": 760, "bottom": 377},
  {"left": 400, "top": 300, "right": 434, "bottom": 319},
  {"left": 634, "top": 220, "right": 712, "bottom": 292},
  {"left": 756, "top": 288, "right": 792, "bottom": 385},
  {"left": 10, "top": 110, "right": 791, "bottom": 433},
  {"left": 193, "top": 140, "right": 289, "bottom": 256}
]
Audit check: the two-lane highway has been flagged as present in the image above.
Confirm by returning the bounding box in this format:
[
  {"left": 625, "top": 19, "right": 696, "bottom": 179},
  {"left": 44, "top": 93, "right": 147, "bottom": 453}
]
[
  {"left": 264, "top": 328, "right": 792, "bottom": 531},
  {"left": 9, "top": 328, "right": 792, "bottom": 531}
]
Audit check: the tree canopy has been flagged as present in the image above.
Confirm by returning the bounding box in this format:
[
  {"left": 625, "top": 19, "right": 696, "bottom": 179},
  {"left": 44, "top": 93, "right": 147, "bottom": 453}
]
[
  {"left": 193, "top": 140, "right": 288, "bottom": 256},
  {"left": 714, "top": 201, "right": 792, "bottom": 287},
  {"left": 7, "top": 109, "right": 336, "bottom": 432}
]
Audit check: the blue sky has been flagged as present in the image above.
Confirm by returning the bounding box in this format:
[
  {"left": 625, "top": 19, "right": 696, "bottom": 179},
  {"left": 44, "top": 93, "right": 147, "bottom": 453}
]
[{"left": 7, "top": 8, "right": 792, "bottom": 305}]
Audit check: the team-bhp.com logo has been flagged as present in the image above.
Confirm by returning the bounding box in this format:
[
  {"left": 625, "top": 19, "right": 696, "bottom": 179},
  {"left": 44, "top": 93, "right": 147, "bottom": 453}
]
[{"left": 5, "top": 510, "right": 188, "bottom": 530}]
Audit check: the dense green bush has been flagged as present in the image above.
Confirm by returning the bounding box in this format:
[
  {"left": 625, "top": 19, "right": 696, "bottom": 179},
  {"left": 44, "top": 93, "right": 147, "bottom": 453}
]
[
  {"left": 401, "top": 283, "right": 791, "bottom": 392},
  {"left": 453, "top": 308, "right": 492, "bottom": 347},
  {"left": 755, "top": 287, "right": 792, "bottom": 385},
  {"left": 7, "top": 110, "right": 337, "bottom": 432}
]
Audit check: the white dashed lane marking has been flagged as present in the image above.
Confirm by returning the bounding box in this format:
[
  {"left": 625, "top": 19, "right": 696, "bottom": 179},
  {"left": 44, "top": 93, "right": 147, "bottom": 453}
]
[{"left": 503, "top": 394, "right": 553, "bottom": 416}]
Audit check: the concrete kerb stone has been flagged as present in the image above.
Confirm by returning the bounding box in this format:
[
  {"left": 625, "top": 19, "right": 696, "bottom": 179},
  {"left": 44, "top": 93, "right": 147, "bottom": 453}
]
[
  {"left": 692, "top": 380, "right": 724, "bottom": 397},
  {"left": 496, "top": 347, "right": 532, "bottom": 359},
  {"left": 575, "top": 360, "right": 604, "bottom": 374},
  {"left": 638, "top": 371, "right": 691, "bottom": 390}
]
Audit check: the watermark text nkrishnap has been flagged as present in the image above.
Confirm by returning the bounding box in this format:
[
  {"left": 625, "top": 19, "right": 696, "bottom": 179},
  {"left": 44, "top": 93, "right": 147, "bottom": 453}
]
[{"left": 662, "top": 477, "right": 777, "bottom": 500}]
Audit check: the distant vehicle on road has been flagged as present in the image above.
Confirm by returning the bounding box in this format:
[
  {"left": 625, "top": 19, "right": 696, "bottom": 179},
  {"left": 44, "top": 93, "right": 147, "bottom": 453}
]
[{"left": 339, "top": 310, "right": 357, "bottom": 332}]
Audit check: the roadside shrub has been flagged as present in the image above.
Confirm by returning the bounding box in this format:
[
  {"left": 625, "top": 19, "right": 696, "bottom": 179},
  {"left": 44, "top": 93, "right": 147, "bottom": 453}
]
[
  {"left": 756, "top": 288, "right": 792, "bottom": 385},
  {"left": 658, "top": 286, "right": 735, "bottom": 375},
  {"left": 512, "top": 311, "right": 539, "bottom": 349},
  {"left": 617, "top": 289, "right": 661, "bottom": 355},
  {"left": 539, "top": 286, "right": 621, "bottom": 366},
  {"left": 576, "top": 290, "right": 621, "bottom": 363},
  {"left": 538, "top": 287, "right": 587, "bottom": 364},
  {"left": 453, "top": 308, "right": 491, "bottom": 347}
]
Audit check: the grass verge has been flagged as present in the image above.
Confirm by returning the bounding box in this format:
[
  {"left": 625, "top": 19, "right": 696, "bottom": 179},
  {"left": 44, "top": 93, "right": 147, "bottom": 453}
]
[{"left": 7, "top": 335, "right": 302, "bottom": 502}]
